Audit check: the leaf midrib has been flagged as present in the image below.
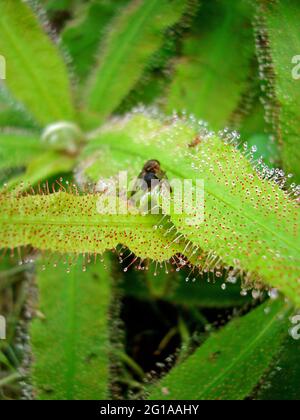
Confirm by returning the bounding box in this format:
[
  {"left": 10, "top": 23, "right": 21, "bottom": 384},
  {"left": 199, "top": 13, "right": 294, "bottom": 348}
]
[{"left": 0, "top": 215, "right": 159, "bottom": 229}]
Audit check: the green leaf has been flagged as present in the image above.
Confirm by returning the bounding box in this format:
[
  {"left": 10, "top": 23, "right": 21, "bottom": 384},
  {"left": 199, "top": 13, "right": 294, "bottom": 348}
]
[
  {"left": 0, "top": 372, "right": 21, "bottom": 387},
  {"left": 0, "top": 351, "right": 13, "bottom": 370},
  {"left": 166, "top": 0, "right": 255, "bottom": 130},
  {"left": 0, "top": 107, "right": 37, "bottom": 130},
  {"left": 0, "top": 133, "right": 44, "bottom": 172},
  {"left": 83, "top": 0, "right": 190, "bottom": 126},
  {"left": 253, "top": 335, "right": 300, "bottom": 400},
  {"left": 116, "top": 0, "right": 201, "bottom": 114},
  {"left": 0, "top": 192, "right": 184, "bottom": 262},
  {"left": 0, "top": 0, "right": 75, "bottom": 125},
  {"left": 31, "top": 254, "right": 112, "bottom": 400},
  {"left": 0, "top": 89, "right": 38, "bottom": 130},
  {"left": 62, "top": 0, "right": 129, "bottom": 82},
  {"left": 147, "top": 299, "right": 292, "bottom": 400},
  {"left": 3, "top": 151, "right": 75, "bottom": 191},
  {"left": 83, "top": 113, "right": 300, "bottom": 306},
  {"left": 264, "top": 0, "right": 300, "bottom": 183},
  {"left": 41, "top": 0, "right": 74, "bottom": 12}
]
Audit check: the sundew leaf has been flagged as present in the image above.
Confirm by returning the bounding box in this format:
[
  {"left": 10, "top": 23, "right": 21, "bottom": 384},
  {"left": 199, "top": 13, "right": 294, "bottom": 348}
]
[
  {"left": 147, "top": 299, "right": 292, "bottom": 400},
  {"left": 0, "top": 106, "right": 37, "bottom": 130},
  {"left": 0, "top": 351, "right": 12, "bottom": 370},
  {"left": 0, "top": 0, "right": 75, "bottom": 125},
  {"left": 42, "top": 0, "right": 73, "bottom": 12},
  {"left": 31, "top": 254, "right": 112, "bottom": 400},
  {"left": 0, "top": 133, "right": 45, "bottom": 172},
  {"left": 0, "top": 192, "right": 184, "bottom": 262},
  {"left": 84, "top": 112, "right": 300, "bottom": 306},
  {"left": 62, "top": 0, "right": 129, "bottom": 82},
  {"left": 116, "top": 0, "right": 200, "bottom": 114},
  {"left": 83, "top": 0, "right": 190, "bottom": 127},
  {"left": 0, "top": 87, "right": 38, "bottom": 130},
  {"left": 3, "top": 151, "right": 75, "bottom": 191},
  {"left": 253, "top": 335, "right": 300, "bottom": 400},
  {"left": 0, "top": 110, "right": 35, "bottom": 131},
  {"left": 261, "top": 0, "right": 300, "bottom": 183},
  {"left": 165, "top": 0, "right": 255, "bottom": 130}
]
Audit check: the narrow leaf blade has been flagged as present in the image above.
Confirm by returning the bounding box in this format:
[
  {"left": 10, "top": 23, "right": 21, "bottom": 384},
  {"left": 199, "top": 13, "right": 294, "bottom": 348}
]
[
  {"left": 31, "top": 254, "right": 112, "bottom": 400},
  {"left": 166, "top": 0, "right": 255, "bottom": 129},
  {"left": 0, "top": 192, "right": 184, "bottom": 262},
  {"left": 148, "top": 299, "right": 292, "bottom": 400},
  {"left": 266, "top": 0, "right": 300, "bottom": 183},
  {"left": 62, "top": 0, "right": 129, "bottom": 81},
  {"left": 0, "top": 133, "right": 44, "bottom": 172},
  {"left": 83, "top": 0, "right": 189, "bottom": 126},
  {"left": 0, "top": 0, "right": 75, "bottom": 125}
]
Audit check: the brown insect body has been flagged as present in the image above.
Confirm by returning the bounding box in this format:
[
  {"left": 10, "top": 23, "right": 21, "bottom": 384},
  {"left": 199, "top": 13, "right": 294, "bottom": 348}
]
[
  {"left": 138, "top": 160, "right": 166, "bottom": 190},
  {"left": 188, "top": 135, "right": 202, "bottom": 148}
]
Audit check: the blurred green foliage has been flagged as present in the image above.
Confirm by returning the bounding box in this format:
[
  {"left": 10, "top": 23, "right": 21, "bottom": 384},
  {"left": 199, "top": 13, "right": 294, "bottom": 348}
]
[{"left": 0, "top": 0, "right": 299, "bottom": 401}]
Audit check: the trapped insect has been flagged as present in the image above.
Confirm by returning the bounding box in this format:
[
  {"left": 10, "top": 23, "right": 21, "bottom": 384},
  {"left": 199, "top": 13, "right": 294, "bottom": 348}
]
[
  {"left": 138, "top": 160, "right": 167, "bottom": 190},
  {"left": 188, "top": 135, "right": 202, "bottom": 148},
  {"left": 129, "top": 160, "right": 172, "bottom": 213}
]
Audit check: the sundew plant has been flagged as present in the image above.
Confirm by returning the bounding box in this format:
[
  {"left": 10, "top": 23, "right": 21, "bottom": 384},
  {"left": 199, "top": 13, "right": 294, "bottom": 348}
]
[{"left": 0, "top": 0, "right": 299, "bottom": 401}]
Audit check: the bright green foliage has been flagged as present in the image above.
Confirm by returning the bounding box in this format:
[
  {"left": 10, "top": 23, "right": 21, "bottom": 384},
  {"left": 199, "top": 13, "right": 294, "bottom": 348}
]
[
  {"left": 41, "top": 0, "right": 75, "bottom": 11},
  {"left": 83, "top": 0, "right": 190, "bottom": 126},
  {"left": 166, "top": 0, "right": 254, "bottom": 130},
  {"left": 85, "top": 113, "right": 300, "bottom": 306},
  {"left": 4, "top": 151, "right": 74, "bottom": 191},
  {"left": 0, "top": 91, "right": 35, "bottom": 129},
  {"left": 148, "top": 299, "right": 292, "bottom": 400},
  {"left": 31, "top": 254, "right": 111, "bottom": 400},
  {"left": 0, "top": 106, "right": 37, "bottom": 130},
  {"left": 0, "top": 0, "right": 299, "bottom": 401},
  {"left": 0, "top": 0, "right": 75, "bottom": 125},
  {"left": 254, "top": 336, "right": 300, "bottom": 400},
  {"left": 0, "top": 133, "right": 44, "bottom": 172},
  {"left": 62, "top": 0, "right": 129, "bottom": 81},
  {"left": 0, "top": 192, "right": 184, "bottom": 261},
  {"left": 116, "top": 0, "right": 201, "bottom": 114},
  {"left": 262, "top": 0, "right": 300, "bottom": 183}
]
